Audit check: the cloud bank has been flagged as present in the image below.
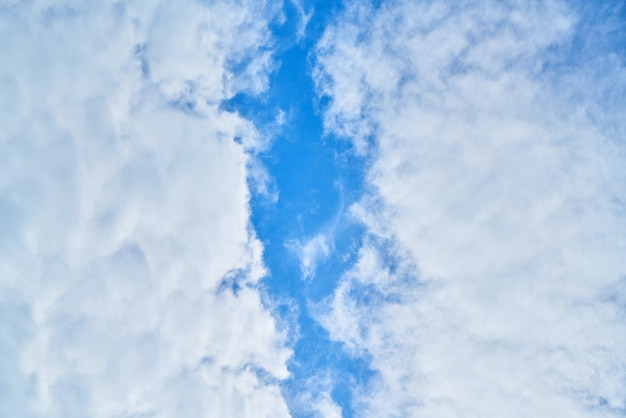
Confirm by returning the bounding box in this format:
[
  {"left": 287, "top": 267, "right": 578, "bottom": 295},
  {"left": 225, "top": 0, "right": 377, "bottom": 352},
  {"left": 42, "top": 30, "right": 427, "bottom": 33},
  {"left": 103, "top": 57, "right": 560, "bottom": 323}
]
[
  {"left": 0, "top": 1, "right": 291, "bottom": 417},
  {"left": 315, "top": 1, "right": 626, "bottom": 416}
]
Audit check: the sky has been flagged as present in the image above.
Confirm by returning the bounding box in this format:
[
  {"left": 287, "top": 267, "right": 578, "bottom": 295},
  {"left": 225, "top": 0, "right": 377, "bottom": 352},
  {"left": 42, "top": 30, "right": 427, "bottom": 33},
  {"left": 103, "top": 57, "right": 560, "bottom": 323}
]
[{"left": 0, "top": 0, "right": 625, "bottom": 417}]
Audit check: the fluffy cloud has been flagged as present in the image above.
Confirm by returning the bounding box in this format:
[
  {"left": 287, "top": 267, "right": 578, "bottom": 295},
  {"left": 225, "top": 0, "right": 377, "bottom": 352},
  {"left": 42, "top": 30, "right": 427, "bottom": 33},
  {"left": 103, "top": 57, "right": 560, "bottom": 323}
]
[
  {"left": 315, "top": 1, "right": 626, "bottom": 417},
  {"left": 0, "top": 1, "right": 291, "bottom": 417}
]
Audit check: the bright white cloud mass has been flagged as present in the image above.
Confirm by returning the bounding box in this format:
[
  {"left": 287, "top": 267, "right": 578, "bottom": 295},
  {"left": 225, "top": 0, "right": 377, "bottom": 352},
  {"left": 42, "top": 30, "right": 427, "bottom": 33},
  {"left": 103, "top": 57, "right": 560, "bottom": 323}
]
[
  {"left": 0, "top": 1, "right": 290, "bottom": 417},
  {"left": 315, "top": 0, "right": 626, "bottom": 417},
  {"left": 1, "top": 0, "right": 625, "bottom": 417}
]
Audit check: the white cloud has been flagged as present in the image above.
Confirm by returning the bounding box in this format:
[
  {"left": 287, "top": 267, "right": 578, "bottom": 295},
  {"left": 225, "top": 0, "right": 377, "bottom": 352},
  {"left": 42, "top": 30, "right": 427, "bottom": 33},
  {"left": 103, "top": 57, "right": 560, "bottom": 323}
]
[
  {"left": 287, "top": 372, "right": 344, "bottom": 418},
  {"left": 289, "top": 0, "right": 313, "bottom": 39},
  {"left": 288, "top": 234, "right": 331, "bottom": 280},
  {"left": 315, "top": 1, "right": 626, "bottom": 417},
  {"left": 0, "top": 1, "right": 291, "bottom": 417}
]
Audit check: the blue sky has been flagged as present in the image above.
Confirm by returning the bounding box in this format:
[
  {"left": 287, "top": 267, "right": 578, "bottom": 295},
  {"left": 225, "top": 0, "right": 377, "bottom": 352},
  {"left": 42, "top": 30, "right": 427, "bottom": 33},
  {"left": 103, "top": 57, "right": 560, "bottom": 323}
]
[
  {"left": 1, "top": 1, "right": 626, "bottom": 417},
  {"left": 226, "top": 2, "right": 374, "bottom": 414}
]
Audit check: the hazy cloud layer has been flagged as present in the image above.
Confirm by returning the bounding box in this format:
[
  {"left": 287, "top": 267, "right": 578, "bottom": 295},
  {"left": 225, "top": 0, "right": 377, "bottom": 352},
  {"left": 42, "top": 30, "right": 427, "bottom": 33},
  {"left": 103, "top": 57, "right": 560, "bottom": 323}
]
[
  {"left": 315, "top": 1, "right": 626, "bottom": 416},
  {"left": 0, "top": 1, "right": 291, "bottom": 417}
]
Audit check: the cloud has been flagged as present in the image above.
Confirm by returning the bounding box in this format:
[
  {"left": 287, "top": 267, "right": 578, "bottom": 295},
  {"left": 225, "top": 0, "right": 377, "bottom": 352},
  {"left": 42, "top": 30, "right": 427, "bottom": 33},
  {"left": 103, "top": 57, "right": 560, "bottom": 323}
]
[
  {"left": 289, "top": 0, "right": 314, "bottom": 39},
  {"left": 0, "top": 1, "right": 291, "bottom": 417},
  {"left": 287, "top": 373, "right": 344, "bottom": 418},
  {"left": 315, "top": 0, "right": 626, "bottom": 416},
  {"left": 288, "top": 234, "right": 331, "bottom": 280}
]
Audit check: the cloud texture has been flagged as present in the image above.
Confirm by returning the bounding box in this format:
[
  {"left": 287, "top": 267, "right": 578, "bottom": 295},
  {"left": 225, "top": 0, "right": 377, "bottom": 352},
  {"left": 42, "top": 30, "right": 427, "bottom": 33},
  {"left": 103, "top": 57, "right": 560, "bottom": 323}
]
[
  {"left": 0, "top": 1, "right": 291, "bottom": 417},
  {"left": 315, "top": 1, "right": 626, "bottom": 416}
]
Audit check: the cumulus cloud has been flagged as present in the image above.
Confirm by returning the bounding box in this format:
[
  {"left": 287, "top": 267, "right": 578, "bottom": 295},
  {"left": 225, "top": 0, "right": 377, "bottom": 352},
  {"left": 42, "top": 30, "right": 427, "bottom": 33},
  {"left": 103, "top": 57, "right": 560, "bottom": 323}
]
[
  {"left": 315, "top": 1, "right": 626, "bottom": 416},
  {"left": 0, "top": 1, "right": 291, "bottom": 417}
]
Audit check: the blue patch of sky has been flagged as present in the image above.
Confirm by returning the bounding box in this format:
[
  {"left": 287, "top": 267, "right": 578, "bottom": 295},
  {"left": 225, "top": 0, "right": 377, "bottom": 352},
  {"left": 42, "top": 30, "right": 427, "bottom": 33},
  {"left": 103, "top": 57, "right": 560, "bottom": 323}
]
[{"left": 222, "top": 1, "right": 375, "bottom": 416}]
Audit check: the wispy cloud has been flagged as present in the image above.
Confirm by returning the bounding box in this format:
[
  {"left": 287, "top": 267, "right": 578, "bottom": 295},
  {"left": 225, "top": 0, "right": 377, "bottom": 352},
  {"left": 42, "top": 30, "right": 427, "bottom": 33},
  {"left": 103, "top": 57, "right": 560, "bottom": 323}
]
[
  {"left": 315, "top": 0, "right": 626, "bottom": 416},
  {"left": 0, "top": 1, "right": 291, "bottom": 417},
  {"left": 288, "top": 234, "right": 331, "bottom": 280}
]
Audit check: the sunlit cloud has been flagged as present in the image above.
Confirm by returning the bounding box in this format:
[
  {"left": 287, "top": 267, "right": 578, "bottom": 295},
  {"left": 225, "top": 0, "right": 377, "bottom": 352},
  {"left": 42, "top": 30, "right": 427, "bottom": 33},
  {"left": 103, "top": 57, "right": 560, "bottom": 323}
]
[
  {"left": 315, "top": 0, "right": 626, "bottom": 416},
  {"left": 0, "top": 1, "right": 291, "bottom": 417}
]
